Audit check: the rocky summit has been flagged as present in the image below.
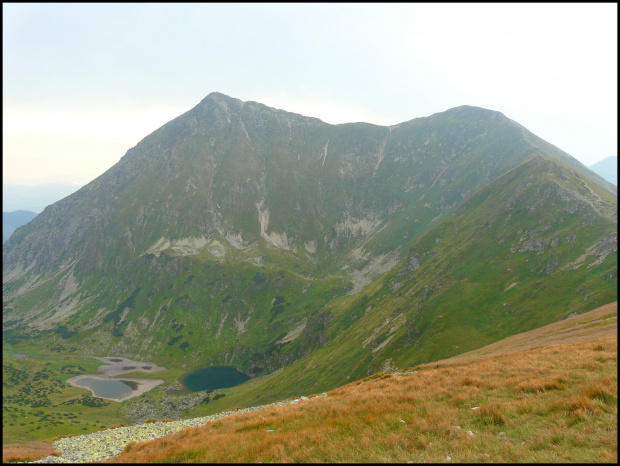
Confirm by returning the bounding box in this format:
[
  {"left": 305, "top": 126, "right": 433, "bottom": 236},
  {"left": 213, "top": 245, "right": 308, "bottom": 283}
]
[{"left": 3, "top": 92, "right": 617, "bottom": 400}]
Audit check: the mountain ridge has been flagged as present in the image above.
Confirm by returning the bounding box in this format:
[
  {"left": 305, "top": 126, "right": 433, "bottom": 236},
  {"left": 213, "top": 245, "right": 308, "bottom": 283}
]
[
  {"left": 7, "top": 95, "right": 610, "bottom": 281},
  {"left": 2, "top": 94, "right": 617, "bottom": 432}
]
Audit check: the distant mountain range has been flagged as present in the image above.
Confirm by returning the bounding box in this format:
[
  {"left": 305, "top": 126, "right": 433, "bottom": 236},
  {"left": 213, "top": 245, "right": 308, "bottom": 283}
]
[
  {"left": 2, "top": 210, "right": 38, "bottom": 244},
  {"left": 589, "top": 156, "right": 617, "bottom": 186},
  {"left": 2, "top": 183, "right": 83, "bottom": 213},
  {"left": 3, "top": 92, "right": 616, "bottom": 412}
]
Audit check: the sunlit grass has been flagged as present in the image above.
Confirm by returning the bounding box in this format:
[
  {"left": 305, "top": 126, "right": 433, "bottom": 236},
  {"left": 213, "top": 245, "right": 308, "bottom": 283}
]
[
  {"left": 2, "top": 440, "right": 61, "bottom": 463},
  {"left": 109, "top": 329, "right": 617, "bottom": 463},
  {"left": 4, "top": 304, "right": 616, "bottom": 463}
]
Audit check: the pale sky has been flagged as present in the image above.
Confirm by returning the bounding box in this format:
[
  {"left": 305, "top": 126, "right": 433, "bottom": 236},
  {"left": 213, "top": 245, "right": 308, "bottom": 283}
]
[{"left": 3, "top": 3, "right": 617, "bottom": 186}]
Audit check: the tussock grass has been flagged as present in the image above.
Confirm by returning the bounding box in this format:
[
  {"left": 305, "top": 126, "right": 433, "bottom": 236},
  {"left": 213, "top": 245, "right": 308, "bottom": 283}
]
[
  {"left": 139, "top": 418, "right": 175, "bottom": 425},
  {"left": 100, "top": 422, "right": 129, "bottom": 431},
  {"left": 2, "top": 441, "right": 60, "bottom": 463},
  {"left": 109, "top": 329, "right": 617, "bottom": 463},
  {"left": 517, "top": 374, "right": 568, "bottom": 393},
  {"left": 477, "top": 402, "right": 506, "bottom": 426},
  {"left": 582, "top": 380, "right": 617, "bottom": 404}
]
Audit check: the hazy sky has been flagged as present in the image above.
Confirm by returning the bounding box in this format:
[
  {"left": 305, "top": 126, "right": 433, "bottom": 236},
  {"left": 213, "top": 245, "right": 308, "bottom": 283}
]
[{"left": 3, "top": 3, "right": 617, "bottom": 186}]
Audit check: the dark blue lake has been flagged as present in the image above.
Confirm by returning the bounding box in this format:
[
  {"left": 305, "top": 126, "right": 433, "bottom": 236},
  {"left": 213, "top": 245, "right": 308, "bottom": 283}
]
[
  {"left": 73, "top": 377, "right": 135, "bottom": 399},
  {"left": 182, "top": 366, "right": 250, "bottom": 391}
]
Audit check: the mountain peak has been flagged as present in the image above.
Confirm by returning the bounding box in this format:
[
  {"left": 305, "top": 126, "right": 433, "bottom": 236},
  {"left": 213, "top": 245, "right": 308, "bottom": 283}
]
[
  {"left": 201, "top": 91, "right": 241, "bottom": 106},
  {"left": 2, "top": 92, "right": 616, "bottom": 447},
  {"left": 439, "top": 104, "right": 507, "bottom": 120}
]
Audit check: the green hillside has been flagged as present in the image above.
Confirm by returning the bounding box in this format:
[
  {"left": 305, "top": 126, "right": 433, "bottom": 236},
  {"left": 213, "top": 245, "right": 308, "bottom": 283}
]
[
  {"left": 183, "top": 154, "right": 617, "bottom": 414},
  {"left": 3, "top": 93, "right": 616, "bottom": 444}
]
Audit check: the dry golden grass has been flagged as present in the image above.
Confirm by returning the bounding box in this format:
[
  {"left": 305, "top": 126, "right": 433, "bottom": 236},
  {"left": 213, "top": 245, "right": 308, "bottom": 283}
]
[
  {"left": 108, "top": 303, "right": 617, "bottom": 463},
  {"left": 142, "top": 418, "right": 160, "bottom": 424},
  {"left": 100, "top": 422, "right": 129, "bottom": 431},
  {"left": 2, "top": 433, "right": 80, "bottom": 463},
  {"left": 2, "top": 440, "right": 60, "bottom": 463}
]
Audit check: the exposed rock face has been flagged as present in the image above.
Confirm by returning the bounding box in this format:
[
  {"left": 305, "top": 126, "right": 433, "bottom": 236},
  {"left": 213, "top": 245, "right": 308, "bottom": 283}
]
[
  {"left": 562, "top": 233, "right": 618, "bottom": 271},
  {"left": 2, "top": 92, "right": 617, "bottom": 382},
  {"left": 6, "top": 95, "right": 604, "bottom": 292}
]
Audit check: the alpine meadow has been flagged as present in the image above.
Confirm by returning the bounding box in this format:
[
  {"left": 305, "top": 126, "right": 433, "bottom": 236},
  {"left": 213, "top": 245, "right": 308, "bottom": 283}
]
[{"left": 3, "top": 93, "right": 617, "bottom": 462}]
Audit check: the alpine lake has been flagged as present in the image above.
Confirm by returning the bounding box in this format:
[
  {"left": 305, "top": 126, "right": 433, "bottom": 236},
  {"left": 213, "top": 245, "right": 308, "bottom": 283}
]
[
  {"left": 71, "top": 362, "right": 250, "bottom": 399},
  {"left": 181, "top": 366, "right": 250, "bottom": 391},
  {"left": 71, "top": 377, "right": 138, "bottom": 400}
]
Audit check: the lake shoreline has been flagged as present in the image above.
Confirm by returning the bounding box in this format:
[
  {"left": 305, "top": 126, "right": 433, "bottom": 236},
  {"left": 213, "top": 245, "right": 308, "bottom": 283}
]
[
  {"left": 66, "top": 356, "right": 166, "bottom": 402},
  {"left": 66, "top": 375, "right": 164, "bottom": 402}
]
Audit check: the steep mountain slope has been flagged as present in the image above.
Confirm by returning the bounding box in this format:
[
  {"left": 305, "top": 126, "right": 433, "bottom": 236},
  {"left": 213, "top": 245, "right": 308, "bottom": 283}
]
[
  {"left": 184, "top": 155, "right": 617, "bottom": 409},
  {"left": 2, "top": 93, "right": 617, "bottom": 386}
]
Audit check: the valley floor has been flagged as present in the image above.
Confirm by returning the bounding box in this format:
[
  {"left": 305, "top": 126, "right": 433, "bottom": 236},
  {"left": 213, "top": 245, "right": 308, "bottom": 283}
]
[{"left": 5, "top": 303, "right": 616, "bottom": 463}]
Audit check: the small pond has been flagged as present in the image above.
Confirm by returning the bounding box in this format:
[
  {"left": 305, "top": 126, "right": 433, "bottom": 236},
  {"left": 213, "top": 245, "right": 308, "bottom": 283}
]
[
  {"left": 182, "top": 366, "right": 250, "bottom": 391},
  {"left": 72, "top": 377, "right": 136, "bottom": 399}
]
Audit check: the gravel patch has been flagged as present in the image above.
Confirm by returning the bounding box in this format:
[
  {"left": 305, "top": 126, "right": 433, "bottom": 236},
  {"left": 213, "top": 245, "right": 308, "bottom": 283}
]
[
  {"left": 118, "top": 390, "right": 213, "bottom": 424},
  {"left": 31, "top": 394, "right": 326, "bottom": 463}
]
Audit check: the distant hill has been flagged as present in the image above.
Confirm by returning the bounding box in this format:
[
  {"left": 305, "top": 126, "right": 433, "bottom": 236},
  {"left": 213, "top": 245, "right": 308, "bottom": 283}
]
[
  {"left": 2, "top": 183, "right": 83, "bottom": 213},
  {"left": 3, "top": 210, "right": 38, "bottom": 244},
  {"left": 589, "top": 156, "right": 617, "bottom": 185}
]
